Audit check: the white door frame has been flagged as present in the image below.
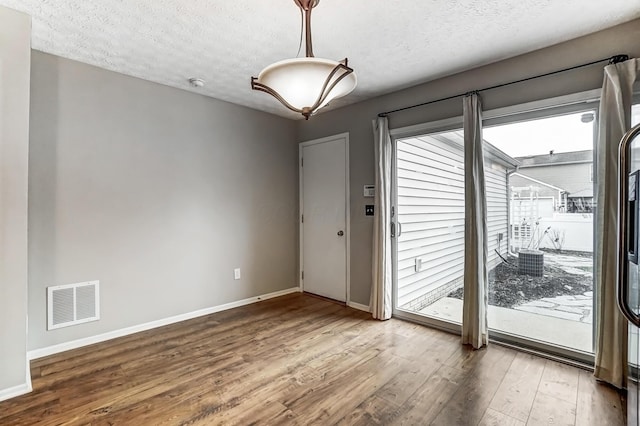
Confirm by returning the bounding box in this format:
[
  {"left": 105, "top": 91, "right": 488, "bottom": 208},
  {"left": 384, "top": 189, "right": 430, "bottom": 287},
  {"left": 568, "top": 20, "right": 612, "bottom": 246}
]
[{"left": 299, "top": 133, "right": 351, "bottom": 303}]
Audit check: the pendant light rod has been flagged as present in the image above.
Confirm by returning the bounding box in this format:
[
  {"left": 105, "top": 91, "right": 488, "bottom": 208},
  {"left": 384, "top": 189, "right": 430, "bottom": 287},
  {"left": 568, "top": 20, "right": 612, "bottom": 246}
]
[{"left": 294, "top": 0, "right": 319, "bottom": 58}]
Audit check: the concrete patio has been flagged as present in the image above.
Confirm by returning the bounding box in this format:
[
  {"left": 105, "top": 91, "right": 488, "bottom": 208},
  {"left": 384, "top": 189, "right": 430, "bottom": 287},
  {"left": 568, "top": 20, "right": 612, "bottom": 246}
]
[{"left": 420, "top": 297, "right": 592, "bottom": 352}]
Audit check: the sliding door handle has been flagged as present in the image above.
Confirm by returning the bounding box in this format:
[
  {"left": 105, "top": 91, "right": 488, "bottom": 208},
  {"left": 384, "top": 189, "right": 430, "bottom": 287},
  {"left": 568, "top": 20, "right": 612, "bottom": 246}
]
[
  {"left": 390, "top": 222, "right": 402, "bottom": 238},
  {"left": 617, "top": 123, "right": 640, "bottom": 328}
]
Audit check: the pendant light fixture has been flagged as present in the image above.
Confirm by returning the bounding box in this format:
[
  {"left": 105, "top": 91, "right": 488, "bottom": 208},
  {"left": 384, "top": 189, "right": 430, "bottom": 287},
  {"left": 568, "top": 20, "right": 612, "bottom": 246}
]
[{"left": 251, "top": 0, "right": 357, "bottom": 120}]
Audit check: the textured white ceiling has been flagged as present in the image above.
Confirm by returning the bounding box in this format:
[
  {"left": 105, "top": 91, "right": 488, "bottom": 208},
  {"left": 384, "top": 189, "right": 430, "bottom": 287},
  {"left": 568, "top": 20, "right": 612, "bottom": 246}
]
[{"left": 2, "top": 0, "right": 639, "bottom": 119}]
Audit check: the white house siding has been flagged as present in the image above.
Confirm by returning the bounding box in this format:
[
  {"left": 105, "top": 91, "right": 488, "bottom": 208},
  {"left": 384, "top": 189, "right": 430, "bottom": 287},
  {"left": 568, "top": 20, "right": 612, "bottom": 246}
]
[
  {"left": 516, "top": 163, "right": 591, "bottom": 196},
  {"left": 396, "top": 134, "right": 509, "bottom": 310},
  {"left": 486, "top": 162, "right": 509, "bottom": 268}
]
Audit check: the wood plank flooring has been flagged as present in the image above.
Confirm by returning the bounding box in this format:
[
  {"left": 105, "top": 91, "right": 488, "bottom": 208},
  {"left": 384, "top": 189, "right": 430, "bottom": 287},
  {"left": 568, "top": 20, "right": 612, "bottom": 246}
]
[{"left": 0, "top": 293, "right": 625, "bottom": 425}]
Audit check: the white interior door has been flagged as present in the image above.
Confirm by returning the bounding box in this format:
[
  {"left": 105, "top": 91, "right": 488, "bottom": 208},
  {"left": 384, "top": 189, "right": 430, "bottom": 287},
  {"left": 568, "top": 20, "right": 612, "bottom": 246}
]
[{"left": 301, "top": 134, "right": 348, "bottom": 302}]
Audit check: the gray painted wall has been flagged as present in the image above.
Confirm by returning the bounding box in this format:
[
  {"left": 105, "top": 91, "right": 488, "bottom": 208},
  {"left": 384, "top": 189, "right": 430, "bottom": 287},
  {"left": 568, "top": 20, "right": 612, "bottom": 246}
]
[
  {"left": 28, "top": 52, "right": 298, "bottom": 351},
  {"left": 0, "top": 7, "right": 30, "bottom": 397},
  {"left": 297, "top": 18, "right": 640, "bottom": 306}
]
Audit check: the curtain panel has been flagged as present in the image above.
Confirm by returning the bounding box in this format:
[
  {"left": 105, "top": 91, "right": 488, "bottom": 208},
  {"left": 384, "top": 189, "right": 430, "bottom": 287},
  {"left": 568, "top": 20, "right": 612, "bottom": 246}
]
[
  {"left": 594, "top": 58, "right": 640, "bottom": 389},
  {"left": 461, "top": 93, "right": 489, "bottom": 349},
  {"left": 371, "top": 116, "right": 393, "bottom": 320}
]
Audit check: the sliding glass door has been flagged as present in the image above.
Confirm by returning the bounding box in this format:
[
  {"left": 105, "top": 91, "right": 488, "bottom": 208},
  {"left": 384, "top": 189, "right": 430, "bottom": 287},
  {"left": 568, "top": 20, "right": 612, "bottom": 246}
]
[
  {"left": 392, "top": 127, "right": 465, "bottom": 330},
  {"left": 391, "top": 97, "right": 600, "bottom": 359},
  {"left": 483, "top": 108, "right": 596, "bottom": 355}
]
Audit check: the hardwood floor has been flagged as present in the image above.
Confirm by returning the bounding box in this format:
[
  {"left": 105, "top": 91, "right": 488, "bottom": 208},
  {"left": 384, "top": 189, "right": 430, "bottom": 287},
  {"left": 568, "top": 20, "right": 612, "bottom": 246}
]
[{"left": 0, "top": 293, "right": 625, "bottom": 425}]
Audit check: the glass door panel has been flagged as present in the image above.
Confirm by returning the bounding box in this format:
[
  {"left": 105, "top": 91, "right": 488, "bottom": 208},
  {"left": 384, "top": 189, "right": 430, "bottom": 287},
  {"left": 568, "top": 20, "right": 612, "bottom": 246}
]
[
  {"left": 393, "top": 128, "right": 465, "bottom": 326},
  {"left": 483, "top": 110, "right": 596, "bottom": 353}
]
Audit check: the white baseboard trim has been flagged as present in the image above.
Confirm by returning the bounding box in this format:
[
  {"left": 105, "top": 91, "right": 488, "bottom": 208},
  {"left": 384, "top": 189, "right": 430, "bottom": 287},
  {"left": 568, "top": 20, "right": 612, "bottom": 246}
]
[
  {"left": 0, "top": 381, "right": 32, "bottom": 403},
  {"left": 28, "top": 287, "right": 300, "bottom": 360},
  {"left": 347, "top": 301, "right": 371, "bottom": 313},
  {"left": 25, "top": 354, "right": 32, "bottom": 395}
]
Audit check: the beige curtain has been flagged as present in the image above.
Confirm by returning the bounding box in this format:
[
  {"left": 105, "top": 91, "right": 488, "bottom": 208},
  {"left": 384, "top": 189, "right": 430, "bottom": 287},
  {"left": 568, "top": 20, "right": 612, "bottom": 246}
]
[
  {"left": 371, "top": 116, "right": 393, "bottom": 320},
  {"left": 461, "top": 93, "right": 489, "bottom": 349},
  {"left": 595, "top": 58, "right": 640, "bottom": 388}
]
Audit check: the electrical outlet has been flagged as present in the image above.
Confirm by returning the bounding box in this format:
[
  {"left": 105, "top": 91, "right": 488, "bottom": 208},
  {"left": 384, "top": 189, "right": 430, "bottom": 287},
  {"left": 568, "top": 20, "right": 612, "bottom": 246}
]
[
  {"left": 234, "top": 268, "right": 241, "bottom": 280},
  {"left": 415, "top": 258, "right": 423, "bottom": 272}
]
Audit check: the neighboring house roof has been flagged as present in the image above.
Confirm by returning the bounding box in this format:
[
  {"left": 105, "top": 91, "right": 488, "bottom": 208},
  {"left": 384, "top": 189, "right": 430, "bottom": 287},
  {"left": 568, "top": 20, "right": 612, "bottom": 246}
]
[
  {"left": 430, "top": 131, "right": 520, "bottom": 168},
  {"left": 515, "top": 150, "right": 592, "bottom": 167},
  {"left": 485, "top": 142, "right": 521, "bottom": 169},
  {"left": 568, "top": 188, "right": 593, "bottom": 198},
  {"left": 510, "top": 172, "right": 566, "bottom": 193},
  {"left": 511, "top": 149, "right": 593, "bottom": 196}
]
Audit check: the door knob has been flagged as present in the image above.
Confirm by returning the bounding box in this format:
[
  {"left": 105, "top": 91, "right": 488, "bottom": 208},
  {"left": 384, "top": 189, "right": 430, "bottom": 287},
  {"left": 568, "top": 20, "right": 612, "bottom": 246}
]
[{"left": 337, "top": 230, "right": 344, "bottom": 236}]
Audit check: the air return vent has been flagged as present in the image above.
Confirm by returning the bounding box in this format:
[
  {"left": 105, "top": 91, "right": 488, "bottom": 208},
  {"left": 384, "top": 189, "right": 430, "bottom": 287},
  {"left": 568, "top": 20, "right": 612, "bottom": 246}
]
[{"left": 47, "top": 281, "right": 100, "bottom": 330}]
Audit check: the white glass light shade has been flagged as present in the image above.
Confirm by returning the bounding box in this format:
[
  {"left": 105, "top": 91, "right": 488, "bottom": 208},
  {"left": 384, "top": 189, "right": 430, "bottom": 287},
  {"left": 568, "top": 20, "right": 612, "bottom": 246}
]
[{"left": 255, "top": 57, "right": 357, "bottom": 113}]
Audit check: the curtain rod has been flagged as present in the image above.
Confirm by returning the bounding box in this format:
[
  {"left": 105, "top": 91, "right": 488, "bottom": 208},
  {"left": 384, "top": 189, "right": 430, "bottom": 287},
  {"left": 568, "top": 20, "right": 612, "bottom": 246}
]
[{"left": 378, "top": 54, "right": 629, "bottom": 118}]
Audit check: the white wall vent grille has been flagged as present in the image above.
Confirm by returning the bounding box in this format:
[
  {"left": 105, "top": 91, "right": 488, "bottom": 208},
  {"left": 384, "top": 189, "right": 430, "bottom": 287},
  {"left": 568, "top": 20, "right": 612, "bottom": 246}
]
[{"left": 47, "top": 281, "right": 100, "bottom": 330}]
